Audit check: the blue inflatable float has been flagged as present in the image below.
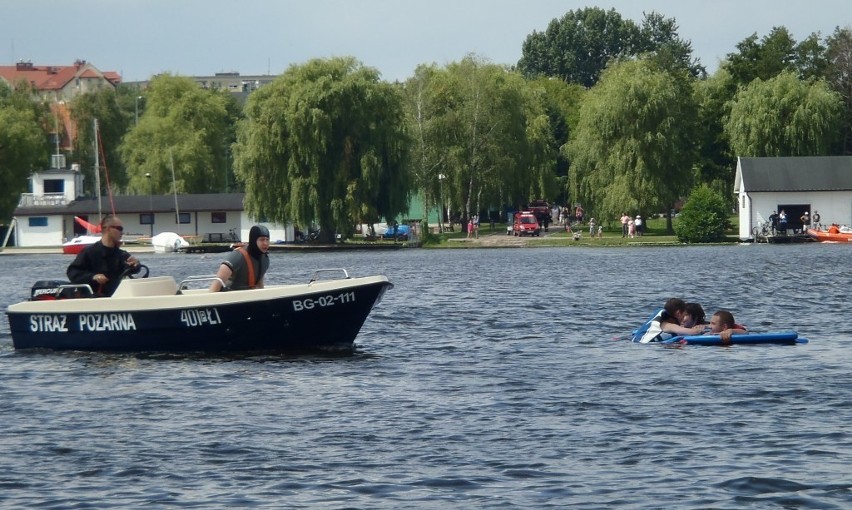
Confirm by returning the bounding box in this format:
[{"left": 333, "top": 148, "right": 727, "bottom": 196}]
[
  {"left": 631, "top": 310, "right": 808, "bottom": 345},
  {"left": 661, "top": 331, "right": 807, "bottom": 346}
]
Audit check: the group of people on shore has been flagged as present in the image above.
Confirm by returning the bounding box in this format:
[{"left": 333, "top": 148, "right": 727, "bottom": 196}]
[
  {"left": 620, "top": 213, "right": 644, "bottom": 238},
  {"left": 636, "top": 298, "right": 748, "bottom": 343},
  {"left": 768, "top": 209, "right": 825, "bottom": 234},
  {"left": 65, "top": 214, "right": 271, "bottom": 297}
]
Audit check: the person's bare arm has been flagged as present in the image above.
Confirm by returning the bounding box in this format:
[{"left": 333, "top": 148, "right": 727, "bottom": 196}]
[
  {"left": 209, "top": 264, "right": 232, "bottom": 291},
  {"left": 719, "top": 327, "right": 748, "bottom": 342},
  {"left": 661, "top": 322, "right": 705, "bottom": 336}
]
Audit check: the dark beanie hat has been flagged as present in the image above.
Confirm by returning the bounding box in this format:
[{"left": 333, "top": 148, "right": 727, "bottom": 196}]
[{"left": 248, "top": 225, "right": 270, "bottom": 258}]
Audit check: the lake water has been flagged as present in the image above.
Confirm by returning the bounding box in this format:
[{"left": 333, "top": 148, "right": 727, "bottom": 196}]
[{"left": 1, "top": 244, "right": 850, "bottom": 508}]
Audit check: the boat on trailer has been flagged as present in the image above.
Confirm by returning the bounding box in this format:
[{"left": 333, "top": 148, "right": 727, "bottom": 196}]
[{"left": 6, "top": 268, "right": 392, "bottom": 353}]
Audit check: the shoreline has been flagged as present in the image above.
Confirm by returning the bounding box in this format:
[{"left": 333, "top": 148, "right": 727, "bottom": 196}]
[{"left": 0, "top": 241, "right": 410, "bottom": 256}]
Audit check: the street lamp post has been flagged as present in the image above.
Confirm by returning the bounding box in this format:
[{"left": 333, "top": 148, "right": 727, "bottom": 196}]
[
  {"left": 438, "top": 174, "right": 446, "bottom": 234},
  {"left": 135, "top": 96, "right": 143, "bottom": 125},
  {"left": 145, "top": 172, "right": 153, "bottom": 236}
]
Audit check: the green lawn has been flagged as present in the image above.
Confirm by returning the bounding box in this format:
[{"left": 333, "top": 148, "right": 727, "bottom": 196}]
[{"left": 422, "top": 215, "right": 741, "bottom": 247}]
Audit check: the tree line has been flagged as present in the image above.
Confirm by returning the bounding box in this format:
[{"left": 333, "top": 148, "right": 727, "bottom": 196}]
[{"left": 2, "top": 7, "right": 850, "bottom": 241}]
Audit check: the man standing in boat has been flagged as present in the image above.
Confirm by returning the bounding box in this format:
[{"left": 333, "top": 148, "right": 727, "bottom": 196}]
[
  {"left": 66, "top": 215, "right": 141, "bottom": 297},
  {"left": 210, "top": 225, "right": 270, "bottom": 291}
]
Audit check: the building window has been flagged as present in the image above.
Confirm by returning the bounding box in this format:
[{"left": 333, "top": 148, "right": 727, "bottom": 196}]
[
  {"left": 211, "top": 211, "right": 227, "bottom": 223},
  {"left": 140, "top": 213, "right": 154, "bottom": 225},
  {"left": 44, "top": 179, "right": 65, "bottom": 193},
  {"left": 177, "top": 212, "right": 191, "bottom": 224},
  {"left": 28, "top": 217, "right": 48, "bottom": 227}
]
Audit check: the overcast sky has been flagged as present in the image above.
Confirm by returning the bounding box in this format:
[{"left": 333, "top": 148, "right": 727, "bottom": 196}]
[{"left": 3, "top": 1, "right": 850, "bottom": 82}]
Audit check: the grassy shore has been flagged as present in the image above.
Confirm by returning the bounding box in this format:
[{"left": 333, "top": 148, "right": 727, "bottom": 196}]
[{"left": 422, "top": 216, "right": 742, "bottom": 248}]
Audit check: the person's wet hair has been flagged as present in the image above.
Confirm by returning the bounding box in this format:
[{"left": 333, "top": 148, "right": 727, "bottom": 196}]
[{"left": 685, "top": 302, "right": 706, "bottom": 325}]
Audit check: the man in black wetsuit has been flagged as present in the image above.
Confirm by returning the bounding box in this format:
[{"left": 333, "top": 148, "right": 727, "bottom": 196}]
[{"left": 67, "top": 215, "right": 141, "bottom": 296}]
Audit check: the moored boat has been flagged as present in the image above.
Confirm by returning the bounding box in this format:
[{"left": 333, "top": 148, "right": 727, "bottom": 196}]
[
  {"left": 62, "top": 235, "right": 101, "bottom": 255},
  {"left": 806, "top": 227, "right": 852, "bottom": 243},
  {"left": 151, "top": 232, "right": 191, "bottom": 253},
  {"left": 6, "top": 269, "right": 392, "bottom": 353}
]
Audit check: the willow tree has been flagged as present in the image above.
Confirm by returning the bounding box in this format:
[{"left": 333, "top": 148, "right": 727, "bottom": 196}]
[
  {"left": 566, "top": 59, "right": 697, "bottom": 231},
  {"left": 233, "top": 57, "right": 410, "bottom": 243},
  {"left": 725, "top": 71, "right": 842, "bottom": 157},
  {"left": 416, "top": 55, "right": 556, "bottom": 223},
  {"left": 0, "top": 82, "right": 49, "bottom": 220},
  {"left": 70, "top": 87, "right": 131, "bottom": 193},
  {"left": 403, "top": 64, "right": 445, "bottom": 228},
  {"left": 825, "top": 26, "right": 852, "bottom": 154},
  {"left": 119, "top": 74, "right": 237, "bottom": 195}
]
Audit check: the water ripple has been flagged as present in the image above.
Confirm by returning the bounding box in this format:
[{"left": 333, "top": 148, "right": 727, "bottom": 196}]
[{"left": 1, "top": 245, "right": 851, "bottom": 507}]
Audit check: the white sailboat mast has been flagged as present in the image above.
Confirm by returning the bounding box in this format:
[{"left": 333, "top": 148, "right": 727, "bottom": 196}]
[{"left": 94, "top": 119, "right": 101, "bottom": 220}]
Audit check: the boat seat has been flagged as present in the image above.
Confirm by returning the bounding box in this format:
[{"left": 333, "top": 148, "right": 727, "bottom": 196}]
[
  {"left": 179, "top": 288, "right": 214, "bottom": 295},
  {"left": 112, "top": 276, "right": 179, "bottom": 298}
]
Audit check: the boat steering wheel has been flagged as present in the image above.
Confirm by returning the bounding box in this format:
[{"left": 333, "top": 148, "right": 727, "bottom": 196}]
[{"left": 119, "top": 263, "right": 150, "bottom": 280}]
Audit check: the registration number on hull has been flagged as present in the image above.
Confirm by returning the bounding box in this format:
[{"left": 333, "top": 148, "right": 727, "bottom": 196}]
[{"left": 293, "top": 292, "right": 356, "bottom": 311}]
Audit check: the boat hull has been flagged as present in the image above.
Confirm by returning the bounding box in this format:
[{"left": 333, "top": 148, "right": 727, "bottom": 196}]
[
  {"left": 62, "top": 235, "right": 101, "bottom": 255},
  {"left": 6, "top": 276, "right": 392, "bottom": 353},
  {"left": 806, "top": 228, "right": 852, "bottom": 243}
]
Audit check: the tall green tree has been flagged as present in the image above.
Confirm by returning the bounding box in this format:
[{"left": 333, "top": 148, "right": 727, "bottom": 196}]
[
  {"left": 233, "top": 57, "right": 410, "bottom": 243},
  {"left": 70, "top": 87, "right": 132, "bottom": 194},
  {"left": 417, "top": 55, "right": 556, "bottom": 221},
  {"left": 725, "top": 71, "right": 842, "bottom": 157},
  {"left": 638, "top": 11, "right": 706, "bottom": 78},
  {"left": 693, "top": 68, "right": 737, "bottom": 198},
  {"left": 725, "top": 28, "right": 797, "bottom": 85},
  {"left": 795, "top": 33, "right": 830, "bottom": 80},
  {"left": 518, "top": 8, "right": 703, "bottom": 86},
  {"left": 724, "top": 26, "right": 829, "bottom": 86},
  {"left": 825, "top": 26, "right": 852, "bottom": 154},
  {"left": 566, "top": 59, "right": 698, "bottom": 232},
  {"left": 0, "top": 82, "right": 50, "bottom": 221},
  {"left": 518, "top": 7, "right": 642, "bottom": 87},
  {"left": 526, "top": 76, "right": 586, "bottom": 204},
  {"left": 119, "top": 74, "right": 237, "bottom": 196},
  {"left": 403, "top": 64, "right": 446, "bottom": 228}
]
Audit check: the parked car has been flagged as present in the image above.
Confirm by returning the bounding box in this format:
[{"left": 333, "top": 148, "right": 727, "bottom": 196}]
[
  {"left": 382, "top": 224, "right": 410, "bottom": 240},
  {"left": 512, "top": 211, "right": 540, "bottom": 237}
]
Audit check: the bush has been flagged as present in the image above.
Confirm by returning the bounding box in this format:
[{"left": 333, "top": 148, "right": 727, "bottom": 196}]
[{"left": 674, "top": 185, "right": 729, "bottom": 243}]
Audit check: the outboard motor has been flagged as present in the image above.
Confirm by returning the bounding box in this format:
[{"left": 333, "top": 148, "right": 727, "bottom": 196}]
[
  {"left": 30, "top": 280, "right": 72, "bottom": 301},
  {"left": 29, "top": 280, "right": 94, "bottom": 300}
]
